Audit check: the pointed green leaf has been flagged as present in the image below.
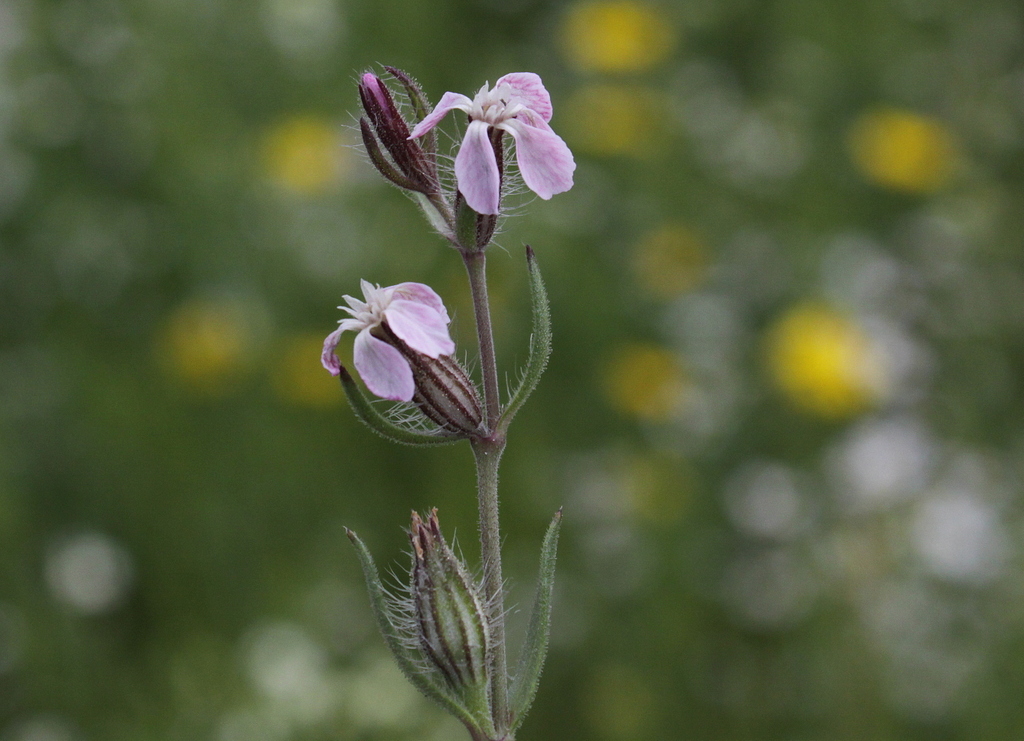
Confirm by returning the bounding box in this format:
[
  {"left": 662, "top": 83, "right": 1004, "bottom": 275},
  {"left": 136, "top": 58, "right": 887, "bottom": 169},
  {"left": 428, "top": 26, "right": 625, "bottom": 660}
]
[
  {"left": 509, "top": 509, "right": 562, "bottom": 733},
  {"left": 347, "top": 528, "right": 485, "bottom": 731},
  {"left": 498, "top": 246, "right": 552, "bottom": 433},
  {"left": 337, "top": 365, "right": 460, "bottom": 447}
]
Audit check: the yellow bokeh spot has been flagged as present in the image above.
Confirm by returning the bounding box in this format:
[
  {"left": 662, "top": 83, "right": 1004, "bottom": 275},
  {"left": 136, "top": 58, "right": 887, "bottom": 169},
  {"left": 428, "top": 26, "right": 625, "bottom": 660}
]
[
  {"left": 271, "top": 333, "right": 343, "bottom": 407},
  {"left": 563, "top": 1, "right": 676, "bottom": 73},
  {"left": 156, "top": 300, "right": 251, "bottom": 394},
  {"left": 766, "top": 303, "right": 883, "bottom": 419},
  {"left": 633, "top": 223, "right": 707, "bottom": 298},
  {"left": 848, "top": 108, "right": 957, "bottom": 193},
  {"left": 563, "top": 84, "right": 661, "bottom": 156},
  {"left": 263, "top": 115, "right": 346, "bottom": 194},
  {"left": 603, "top": 343, "right": 686, "bottom": 421}
]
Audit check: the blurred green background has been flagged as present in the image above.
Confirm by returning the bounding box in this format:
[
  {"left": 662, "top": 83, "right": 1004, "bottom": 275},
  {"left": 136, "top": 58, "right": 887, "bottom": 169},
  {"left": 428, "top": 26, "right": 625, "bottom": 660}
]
[{"left": 3, "top": 0, "right": 1024, "bottom": 739}]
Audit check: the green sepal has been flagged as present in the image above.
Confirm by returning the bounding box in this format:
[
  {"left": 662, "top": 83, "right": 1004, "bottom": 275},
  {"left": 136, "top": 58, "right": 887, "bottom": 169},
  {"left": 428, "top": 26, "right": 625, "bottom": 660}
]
[
  {"left": 412, "top": 192, "right": 453, "bottom": 239},
  {"left": 337, "top": 365, "right": 460, "bottom": 446},
  {"left": 346, "top": 529, "right": 490, "bottom": 734},
  {"left": 509, "top": 509, "right": 562, "bottom": 734},
  {"left": 454, "top": 193, "right": 481, "bottom": 252},
  {"left": 384, "top": 65, "right": 437, "bottom": 158},
  {"left": 384, "top": 65, "right": 430, "bottom": 123},
  {"left": 359, "top": 118, "right": 422, "bottom": 192},
  {"left": 498, "top": 246, "right": 552, "bottom": 433}
]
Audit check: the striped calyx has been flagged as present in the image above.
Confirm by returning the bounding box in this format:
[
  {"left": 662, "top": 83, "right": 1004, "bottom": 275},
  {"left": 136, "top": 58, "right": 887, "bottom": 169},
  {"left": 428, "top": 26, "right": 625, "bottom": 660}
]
[
  {"left": 379, "top": 323, "right": 484, "bottom": 437},
  {"left": 409, "top": 509, "right": 492, "bottom": 705}
]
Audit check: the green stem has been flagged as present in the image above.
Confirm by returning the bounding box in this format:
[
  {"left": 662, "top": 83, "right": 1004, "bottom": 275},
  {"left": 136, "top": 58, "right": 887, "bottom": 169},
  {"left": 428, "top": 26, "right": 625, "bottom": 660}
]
[
  {"left": 472, "top": 437, "right": 508, "bottom": 734},
  {"left": 463, "top": 249, "right": 510, "bottom": 734},
  {"left": 463, "top": 250, "right": 501, "bottom": 427}
]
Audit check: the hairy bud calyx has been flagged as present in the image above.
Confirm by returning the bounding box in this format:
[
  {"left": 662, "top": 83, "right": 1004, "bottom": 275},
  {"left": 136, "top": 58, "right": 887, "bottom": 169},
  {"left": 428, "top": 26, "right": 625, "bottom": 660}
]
[{"left": 409, "top": 510, "right": 492, "bottom": 705}]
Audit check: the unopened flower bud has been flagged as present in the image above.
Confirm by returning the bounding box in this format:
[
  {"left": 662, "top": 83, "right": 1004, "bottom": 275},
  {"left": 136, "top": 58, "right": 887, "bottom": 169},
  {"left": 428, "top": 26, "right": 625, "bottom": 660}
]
[
  {"left": 378, "top": 323, "right": 484, "bottom": 436},
  {"left": 359, "top": 72, "right": 438, "bottom": 195},
  {"left": 409, "top": 509, "right": 492, "bottom": 701},
  {"left": 360, "top": 73, "right": 391, "bottom": 113},
  {"left": 322, "top": 280, "right": 484, "bottom": 437}
]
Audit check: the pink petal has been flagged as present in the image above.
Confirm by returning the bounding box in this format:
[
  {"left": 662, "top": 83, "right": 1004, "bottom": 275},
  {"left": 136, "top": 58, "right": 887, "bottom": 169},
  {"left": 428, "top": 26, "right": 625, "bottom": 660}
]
[
  {"left": 496, "top": 73, "right": 553, "bottom": 122},
  {"left": 500, "top": 117, "right": 575, "bottom": 200},
  {"left": 455, "top": 120, "right": 502, "bottom": 214},
  {"left": 361, "top": 73, "right": 389, "bottom": 110},
  {"left": 408, "top": 91, "right": 473, "bottom": 139},
  {"left": 385, "top": 299, "right": 455, "bottom": 358},
  {"left": 353, "top": 330, "right": 415, "bottom": 401},
  {"left": 321, "top": 327, "right": 345, "bottom": 376},
  {"left": 390, "top": 282, "right": 450, "bottom": 323}
]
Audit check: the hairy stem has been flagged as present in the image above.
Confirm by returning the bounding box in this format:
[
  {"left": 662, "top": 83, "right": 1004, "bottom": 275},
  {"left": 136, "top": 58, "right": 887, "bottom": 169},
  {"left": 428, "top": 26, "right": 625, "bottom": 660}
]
[
  {"left": 463, "top": 249, "right": 510, "bottom": 734},
  {"left": 473, "top": 437, "right": 508, "bottom": 734},
  {"left": 463, "top": 250, "right": 501, "bottom": 427}
]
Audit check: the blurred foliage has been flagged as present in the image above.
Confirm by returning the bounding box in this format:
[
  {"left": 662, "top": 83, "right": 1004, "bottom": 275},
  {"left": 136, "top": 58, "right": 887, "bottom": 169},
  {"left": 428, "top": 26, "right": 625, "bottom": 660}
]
[{"left": 2, "top": 0, "right": 1024, "bottom": 739}]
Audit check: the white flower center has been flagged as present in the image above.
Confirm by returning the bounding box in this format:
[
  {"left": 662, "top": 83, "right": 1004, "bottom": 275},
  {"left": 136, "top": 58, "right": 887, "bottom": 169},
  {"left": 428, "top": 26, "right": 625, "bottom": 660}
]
[
  {"left": 342, "top": 282, "right": 393, "bottom": 330},
  {"left": 469, "top": 82, "right": 525, "bottom": 126}
]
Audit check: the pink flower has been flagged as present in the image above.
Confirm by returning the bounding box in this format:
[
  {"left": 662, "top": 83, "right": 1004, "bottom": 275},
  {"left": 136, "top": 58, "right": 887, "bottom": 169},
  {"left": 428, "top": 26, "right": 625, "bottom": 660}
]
[
  {"left": 408, "top": 72, "right": 575, "bottom": 215},
  {"left": 321, "top": 280, "right": 455, "bottom": 402}
]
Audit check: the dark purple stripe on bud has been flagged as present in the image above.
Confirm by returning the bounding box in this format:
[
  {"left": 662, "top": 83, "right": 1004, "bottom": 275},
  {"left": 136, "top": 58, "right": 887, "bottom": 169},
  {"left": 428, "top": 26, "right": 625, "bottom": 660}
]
[
  {"left": 359, "top": 73, "right": 410, "bottom": 139},
  {"left": 409, "top": 510, "right": 491, "bottom": 695},
  {"left": 358, "top": 72, "right": 438, "bottom": 195},
  {"left": 378, "top": 323, "right": 484, "bottom": 437},
  {"left": 359, "top": 117, "right": 420, "bottom": 191}
]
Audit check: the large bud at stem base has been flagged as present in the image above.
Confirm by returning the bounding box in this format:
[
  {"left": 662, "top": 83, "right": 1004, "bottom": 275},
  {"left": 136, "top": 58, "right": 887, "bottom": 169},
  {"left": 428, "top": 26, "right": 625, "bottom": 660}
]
[{"left": 410, "top": 510, "right": 492, "bottom": 709}]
